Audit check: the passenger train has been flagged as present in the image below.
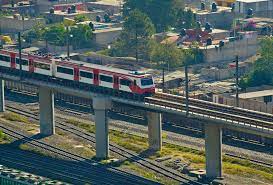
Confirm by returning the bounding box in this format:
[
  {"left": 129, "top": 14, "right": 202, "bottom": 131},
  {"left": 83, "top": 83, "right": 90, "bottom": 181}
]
[{"left": 0, "top": 49, "right": 155, "bottom": 97}]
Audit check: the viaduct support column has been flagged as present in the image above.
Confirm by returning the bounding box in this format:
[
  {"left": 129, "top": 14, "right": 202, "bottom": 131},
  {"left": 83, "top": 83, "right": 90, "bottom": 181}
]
[
  {"left": 147, "top": 112, "right": 162, "bottom": 151},
  {"left": 93, "top": 97, "right": 112, "bottom": 159},
  {"left": 39, "top": 87, "right": 55, "bottom": 136},
  {"left": 205, "top": 123, "right": 222, "bottom": 179},
  {"left": 0, "top": 80, "right": 4, "bottom": 112}
]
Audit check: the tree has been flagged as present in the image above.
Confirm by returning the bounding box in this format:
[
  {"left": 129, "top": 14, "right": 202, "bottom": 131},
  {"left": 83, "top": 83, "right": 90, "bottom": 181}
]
[
  {"left": 43, "top": 24, "right": 66, "bottom": 46},
  {"left": 123, "top": 0, "right": 185, "bottom": 32},
  {"left": 111, "top": 9, "right": 155, "bottom": 60},
  {"left": 150, "top": 42, "right": 184, "bottom": 69},
  {"left": 70, "top": 24, "right": 93, "bottom": 49},
  {"left": 74, "top": 15, "right": 89, "bottom": 23},
  {"left": 176, "top": 9, "right": 196, "bottom": 29},
  {"left": 240, "top": 37, "right": 273, "bottom": 87}
]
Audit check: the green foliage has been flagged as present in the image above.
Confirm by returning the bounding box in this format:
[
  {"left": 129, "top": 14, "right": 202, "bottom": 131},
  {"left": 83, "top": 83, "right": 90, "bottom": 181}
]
[
  {"left": 70, "top": 24, "right": 93, "bottom": 49},
  {"left": 240, "top": 37, "right": 273, "bottom": 88},
  {"left": 109, "top": 9, "right": 155, "bottom": 60},
  {"left": 23, "top": 22, "right": 46, "bottom": 43},
  {"left": 123, "top": 0, "right": 185, "bottom": 32},
  {"left": 176, "top": 9, "right": 196, "bottom": 29},
  {"left": 3, "top": 112, "right": 31, "bottom": 124},
  {"left": 44, "top": 24, "right": 67, "bottom": 46},
  {"left": 24, "top": 22, "right": 93, "bottom": 48},
  {"left": 183, "top": 42, "right": 204, "bottom": 65},
  {"left": 74, "top": 15, "right": 89, "bottom": 23},
  {"left": 150, "top": 43, "right": 184, "bottom": 69},
  {"left": 0, "top": 130, "right": 9, "bottom": 142}
]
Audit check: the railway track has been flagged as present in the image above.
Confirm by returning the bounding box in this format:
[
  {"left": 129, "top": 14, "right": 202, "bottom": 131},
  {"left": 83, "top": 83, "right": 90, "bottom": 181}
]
[
  {"left": 0, "top": 121, "right": 161, "bottom": 185},
  {"left": 5, "top": 105, "right": 203, "bottom": 185},
  {"left": 153, "top": 92, "right": 273, "bottom": 123},
  {"left": 145, "top": 96, "right": 273, "bottom": 131}
]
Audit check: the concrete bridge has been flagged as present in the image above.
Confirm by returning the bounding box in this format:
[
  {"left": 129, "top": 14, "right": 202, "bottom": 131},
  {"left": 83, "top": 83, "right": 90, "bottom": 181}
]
[{"left": 1, "top": 72, "right": 272, "bottom": 180}]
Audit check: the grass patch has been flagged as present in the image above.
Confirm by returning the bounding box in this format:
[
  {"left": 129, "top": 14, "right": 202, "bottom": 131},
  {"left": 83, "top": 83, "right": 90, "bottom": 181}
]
[
  {"left": 109, "top": 130, "right": 148, "bottom": 153},
  {"left": 65, "top": 119, "right": 273, "bottom": 183},
  {"left": 66, "top": 119, "right": 95, "bottom": 133},
  {"left": 19, "top": 144, "right": 57, "bottom": 158},
  {"left": 120, "top": 160, "right": 180, "bottom": 185},
  {"left": 0, "top": 130, "right": 10, "bottom": 143},
  {"left": 3, "top": 112, "right": 31, "bottom": 124}
]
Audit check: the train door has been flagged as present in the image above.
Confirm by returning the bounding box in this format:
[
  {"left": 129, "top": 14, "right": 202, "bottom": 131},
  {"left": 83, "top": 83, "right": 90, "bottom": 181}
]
[
  {"left": 74, "top": 66, "right": 79, "bottom": 81},
  {"left": 10, "top": 53, "right": 16, "bottom": 69},
  {"left": 29, "top": 58, "right": 34, "bottom": 73},
  {"left": 93, "top": 69, "right": 99, "bottom": 86},
  {"left": 113, "top": 76, "right": 119, "bottom": 90}
]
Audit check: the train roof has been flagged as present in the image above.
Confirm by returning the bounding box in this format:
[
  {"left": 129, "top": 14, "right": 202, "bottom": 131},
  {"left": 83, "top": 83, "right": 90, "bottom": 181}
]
[
  {"left": 0, "top": 48, "right": 152, "bottom": 78},
  {"left": 55, "top": 58, "right": 152, "bottom": 78}
]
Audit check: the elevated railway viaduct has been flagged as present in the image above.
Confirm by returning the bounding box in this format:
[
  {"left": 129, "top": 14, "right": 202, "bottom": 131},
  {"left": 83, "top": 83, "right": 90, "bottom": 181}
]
[{"left": 0, "top": 72, "right": 273, "bottom": 180}]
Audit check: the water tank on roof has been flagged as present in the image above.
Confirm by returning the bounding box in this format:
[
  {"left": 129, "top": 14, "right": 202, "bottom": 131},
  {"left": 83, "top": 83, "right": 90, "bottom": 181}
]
[
  {"left": 201, "top": 2, "right": 205, "bottom": 10},
  {"left": 207, "top": 37, "right": 212, "bottom": 45},
  {"left": 219, "top": 40, "right": 224, "bottom": 47},
  {"left": 211, "top": 3, "right": 217, "bottom": 12},
  {"left": 180, "top": 29, "right": 186, "bottom": 37}
]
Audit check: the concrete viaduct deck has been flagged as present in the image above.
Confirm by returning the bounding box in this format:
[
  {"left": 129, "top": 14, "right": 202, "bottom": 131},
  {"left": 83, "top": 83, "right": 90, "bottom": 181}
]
[{"left": 0, "top": 72, "right": 272, "bottom": 180}]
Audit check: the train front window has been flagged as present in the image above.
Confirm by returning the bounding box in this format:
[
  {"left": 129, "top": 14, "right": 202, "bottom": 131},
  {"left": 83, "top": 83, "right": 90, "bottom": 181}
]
[{"left": 141, "top": 78, "right": 153, "bottom": 86}]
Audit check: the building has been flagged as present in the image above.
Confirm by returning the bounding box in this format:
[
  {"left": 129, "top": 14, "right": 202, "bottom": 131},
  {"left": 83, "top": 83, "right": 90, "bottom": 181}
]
[
  {"left": 235, "top": 0, "right": 273, "bottom": 18},
  {"left": 213, "top": 88, "right": 273, "bottom": 114},
  {"left": 193, "top": 6, "right": 235, "bottom": 29},
  {"left": 0, "top": 1, "right": 37, "bottom": 15},
  {"left": 160, "top": 28, "right": 258, "bottom": 63},
  {"left": 202, "top": 31, "right": 258, "bottom": 63},
  {"left": 45, "top": 9, "right": 105, "bottom": 23},
  {"left": 215, "top": 0, "right": 236, "bottom": 7},
  {"left": 77, "top": 21, "right": 122, "bottom": 48},
  {"left": 0, "top": 14, "right": 45, "bottom": 33},
  {"left": 86, "top": 1, "right": 121, "bottom": 15},
  {"left": 237, "top": 17, "right": 273, "bottom": 35}
]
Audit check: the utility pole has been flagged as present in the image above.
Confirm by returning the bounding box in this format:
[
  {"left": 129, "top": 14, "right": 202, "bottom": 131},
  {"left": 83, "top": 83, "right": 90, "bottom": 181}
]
[
  {"left": 185, "top": 62, "right": 189, "bottom": 116},
  {"left": 162, "top": 66, "right": 165, "bottom": 93},
  {"left": 235, "top": 55, "right": 239, "bottom": 107},
  {"left": 135, "top": 28, "right": 138, "bottom": 63},
  {"left": 18, "top": 32, "right": 22, "bottom": 80},
  {"left": 66, "top": 26, "right": 70, "bottom": 59}
]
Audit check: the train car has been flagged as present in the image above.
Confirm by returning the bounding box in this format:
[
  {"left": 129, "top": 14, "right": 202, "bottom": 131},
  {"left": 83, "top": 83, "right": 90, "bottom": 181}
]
[
  {"left": 54, "top": 59, "right": 155, "bottom": 96},
  {"left": 0, "top": 48, "right": 155, "bottom": 96},
  {"left": 0, "top": 49, "right": 54, "bottom": 77}
]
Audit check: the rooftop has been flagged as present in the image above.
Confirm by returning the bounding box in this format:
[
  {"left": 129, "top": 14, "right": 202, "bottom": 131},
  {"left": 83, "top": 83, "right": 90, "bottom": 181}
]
[
  {"left": 234, "top": 89, "right": 273, "bottom": 99},
  {"left": 236, "top": 0, "right": 269, "bottom": 3}
]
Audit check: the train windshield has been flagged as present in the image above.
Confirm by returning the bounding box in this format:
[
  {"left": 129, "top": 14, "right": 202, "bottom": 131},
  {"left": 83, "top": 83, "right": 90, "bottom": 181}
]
[{"left": 141, "top": 78, "right": 153, "bottom": 86}]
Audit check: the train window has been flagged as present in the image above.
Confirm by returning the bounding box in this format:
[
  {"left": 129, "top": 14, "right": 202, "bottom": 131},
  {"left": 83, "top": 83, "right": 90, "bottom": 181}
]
[
  {"left": 16, "top": 58, "right": 28, "bottom": 65},
  {"left": 120, "top": 79, "right": 132, "bottom": 86},
  {"left": 100, "top": 75, "right": 113, "bottom": 83},
  {"left": 34, "top": 62, "right": 50, "bottom": 70},
  {"left": 0, "top": 55, "right": 10, "bottom": 62},
  {"left": 141, "top": 78, "right": 153, "bottom": 86},
  {"left": 80, "top": 71, "right": 93, "bottom": 79},
  {"left": 57, "top": 66, "right": 73, "bottom": 75}
]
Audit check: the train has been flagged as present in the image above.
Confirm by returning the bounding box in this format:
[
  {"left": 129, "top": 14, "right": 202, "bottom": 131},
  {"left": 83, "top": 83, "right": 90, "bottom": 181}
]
[{"left": 0, "top": 49, "right": 155, "bottom": 97}]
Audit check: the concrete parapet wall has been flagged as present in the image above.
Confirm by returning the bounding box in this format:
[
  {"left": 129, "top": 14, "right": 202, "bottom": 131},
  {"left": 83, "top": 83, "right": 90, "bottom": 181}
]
[{"left": 0, "top": 16, "right": 45, "bottom": 33}]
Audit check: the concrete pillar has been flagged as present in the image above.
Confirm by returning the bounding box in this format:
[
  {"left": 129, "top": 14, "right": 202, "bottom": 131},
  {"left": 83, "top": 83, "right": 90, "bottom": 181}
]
[
  {"left": 0, "top": 80, "right": 4, "bottom": 112},
  {"left": 39, "top": 87, "right": 55, "bottom": 136},
  {"left": 205, "top": 124, "right": 222, "bottom": 179},
  {"left": 147, "top": 112, "right": 162, "bottom": 151},
  {"left": 93, "top": 97, "right": 112, "bottom": 159}
]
